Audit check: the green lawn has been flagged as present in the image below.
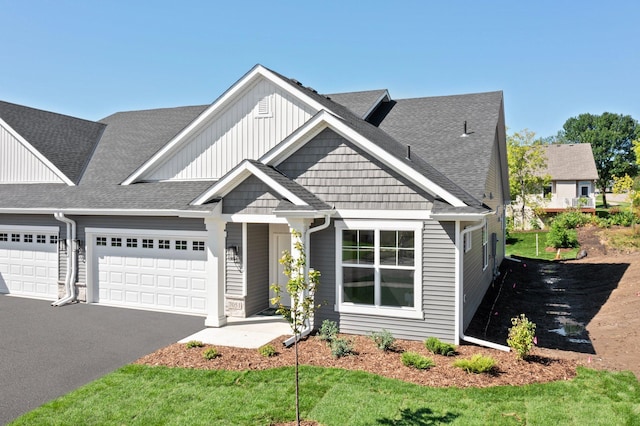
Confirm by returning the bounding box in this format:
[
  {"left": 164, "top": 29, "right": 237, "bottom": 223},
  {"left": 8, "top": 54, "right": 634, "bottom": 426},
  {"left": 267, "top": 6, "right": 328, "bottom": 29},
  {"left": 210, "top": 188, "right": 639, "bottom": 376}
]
[
  {"left": 506, "top": 231, "right": 580, "bottom": 260},
  {"left": 11, "top": 365, "right": 640, "bottom": 425}
]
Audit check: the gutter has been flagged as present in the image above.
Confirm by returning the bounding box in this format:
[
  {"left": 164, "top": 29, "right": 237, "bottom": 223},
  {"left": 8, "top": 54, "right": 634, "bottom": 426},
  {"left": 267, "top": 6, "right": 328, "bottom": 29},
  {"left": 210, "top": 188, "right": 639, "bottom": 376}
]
[
  {"left": 457, "top": 217, "right": 510, "bottom": 352},
  {"left": 52, "top": 213, "right": 77, "bottom": 307},
  {"left": 283, "top": 213, "right": 332, "bottom": 347}
]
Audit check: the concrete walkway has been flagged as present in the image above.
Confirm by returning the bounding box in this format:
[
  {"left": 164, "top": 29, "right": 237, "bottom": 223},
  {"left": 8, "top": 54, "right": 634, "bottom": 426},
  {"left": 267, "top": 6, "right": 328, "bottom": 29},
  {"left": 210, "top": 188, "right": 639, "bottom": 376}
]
[{"left": 180, "top": 316, "right": 292, "bottom": 348}]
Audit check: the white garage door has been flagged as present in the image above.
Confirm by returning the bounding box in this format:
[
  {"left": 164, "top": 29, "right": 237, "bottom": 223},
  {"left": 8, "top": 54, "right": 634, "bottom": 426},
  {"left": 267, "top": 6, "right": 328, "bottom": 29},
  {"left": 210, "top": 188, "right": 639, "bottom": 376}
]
[
  {"left": 0, "top": 226, "right": 59, "bottom": 300},
  {"left": 90, "top": 231, "right": 208, "bottom": 315}
]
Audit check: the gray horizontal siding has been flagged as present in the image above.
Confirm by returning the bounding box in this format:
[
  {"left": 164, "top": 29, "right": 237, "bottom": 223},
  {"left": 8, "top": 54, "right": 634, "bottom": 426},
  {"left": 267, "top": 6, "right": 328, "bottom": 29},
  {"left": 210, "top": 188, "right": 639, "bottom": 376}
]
[
  {"left": 310, "top": 222, "right": 338, "bottom": 325},
  {"left": 222, "top": 175, "right": 280, "bottom": 215},
  {"left": 277, "top": 128, "right": 432, "bottom": 210},
  {"left": 225, "top": 223, "right": 243, "bottom": 296},
  {"left": 245, "top": 223, "right": 269, "bottom": 316}
]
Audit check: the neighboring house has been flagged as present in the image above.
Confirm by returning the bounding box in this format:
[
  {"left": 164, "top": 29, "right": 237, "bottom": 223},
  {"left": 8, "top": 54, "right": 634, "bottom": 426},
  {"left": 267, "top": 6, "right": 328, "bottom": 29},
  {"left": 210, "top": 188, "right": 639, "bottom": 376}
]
[
  {"left": 0, "top": 65, "right": 508, "bottom": 345},
  {"left": 540, "top": 144, "right": 599, "bottom": 213}
]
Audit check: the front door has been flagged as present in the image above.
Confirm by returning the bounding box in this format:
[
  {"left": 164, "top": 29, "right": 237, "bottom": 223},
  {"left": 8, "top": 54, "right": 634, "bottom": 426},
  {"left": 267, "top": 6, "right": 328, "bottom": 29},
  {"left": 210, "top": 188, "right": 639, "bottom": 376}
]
[{"left": 270, "top": 229, "right": 291, "bottom": 308}]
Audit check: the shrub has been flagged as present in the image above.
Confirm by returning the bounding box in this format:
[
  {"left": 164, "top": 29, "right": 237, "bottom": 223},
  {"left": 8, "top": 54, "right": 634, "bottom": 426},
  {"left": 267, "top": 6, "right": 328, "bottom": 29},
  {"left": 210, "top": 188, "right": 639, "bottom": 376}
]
[
  {"left": 453, "top": 354, "right": 496, "bottom": 373},
  {"left": 202, "top": 347, "right": 220, "bottom": 360},
  {"left": 258, "top": 344, "right": 277, "bottom": 357},
  {"left": 507, "top": 314, "right": 536, "bottom": 359},
  {"left": 370, "top": 329, "right": 395, "bottom": 351},
  {"left": 319, "top": 319, "right": 339, "bottom": 343},
  {"left": 424, "top": 337, "right": 456, "bottom": 356},
  {"left": 545, "top": 225, "right": 578, "bottom": 248},
  {"left": 185, "top": 340, "right": 204, "bottom": 349},
  {"left": 401, "top": 351, "right": 435, "bottom": 370},
  {"left": 609, "top": 210, "right": 638, "bottom": 226},
  {"left": 330, "top": 338, "right": 354, "bottom": 358}
]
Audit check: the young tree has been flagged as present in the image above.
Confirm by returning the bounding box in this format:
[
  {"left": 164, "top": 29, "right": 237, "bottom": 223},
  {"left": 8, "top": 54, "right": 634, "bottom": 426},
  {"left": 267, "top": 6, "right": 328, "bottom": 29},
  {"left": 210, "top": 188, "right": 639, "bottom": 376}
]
[
  {"left": 270, "top": 230, "right": 320, "bottom": 426},
  {"left": 508, "top": 129, "right": 550, "bottom": 230},
  {"left": 560, "top": 113, "right": 640, "bottom": 207}
]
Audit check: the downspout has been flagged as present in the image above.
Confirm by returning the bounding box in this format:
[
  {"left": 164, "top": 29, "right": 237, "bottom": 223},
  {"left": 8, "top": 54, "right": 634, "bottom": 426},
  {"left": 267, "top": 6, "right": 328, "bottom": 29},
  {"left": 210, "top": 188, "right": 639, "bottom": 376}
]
[
  {"left": 457, "top": 217, "right": 510, "bottom": 352},
  {"left": 52, "top": 213, "right": 77, "bottom": 307},
  {"left": 283, "top": 213, "right": 332, "bottom": 347}
]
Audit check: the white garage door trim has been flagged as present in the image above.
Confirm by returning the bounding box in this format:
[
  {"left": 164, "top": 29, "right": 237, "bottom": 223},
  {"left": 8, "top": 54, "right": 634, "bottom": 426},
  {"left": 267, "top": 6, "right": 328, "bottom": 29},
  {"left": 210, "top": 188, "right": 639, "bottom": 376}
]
[
  {"left": 0, "top": 225, "right": 59, "bottom": 300},
  {"left": 86, "top": 228, "right": 208, "bottom": 316}
]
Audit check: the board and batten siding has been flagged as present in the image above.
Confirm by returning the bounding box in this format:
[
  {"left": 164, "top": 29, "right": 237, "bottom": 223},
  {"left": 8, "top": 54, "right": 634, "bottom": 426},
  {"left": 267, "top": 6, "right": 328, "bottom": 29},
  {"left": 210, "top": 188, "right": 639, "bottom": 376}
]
[
  {"left": 244, "top": 223, "right": 269, "bottom": 316},
  {"left": 222, "top": 175, "right": 281, "bottom": 215},
  {"left": 336, "top": 220, "right": 457, "bottom": 343},
  {"left": 224, "top": 223, "right": 243, "bottom": 297},
  {"left": 0, "top": 124, "right": 65, "bottom": 183},
  {"left": 277, "top": 128, "right": 433, "bottom": 210},
  {"left": 146, "top": 78, "right": 315, "bottom": 181}
]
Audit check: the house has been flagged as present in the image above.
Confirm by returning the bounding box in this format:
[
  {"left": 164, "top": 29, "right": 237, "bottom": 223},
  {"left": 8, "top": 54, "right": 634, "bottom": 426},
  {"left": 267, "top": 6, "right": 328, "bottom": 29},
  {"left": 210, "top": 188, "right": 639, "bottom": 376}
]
[
  {"left": 539, "top": 144, "right": 599, "bottom": 213},
  {"left": 0, "top": 65, "right": 508, "bottom": 345}
]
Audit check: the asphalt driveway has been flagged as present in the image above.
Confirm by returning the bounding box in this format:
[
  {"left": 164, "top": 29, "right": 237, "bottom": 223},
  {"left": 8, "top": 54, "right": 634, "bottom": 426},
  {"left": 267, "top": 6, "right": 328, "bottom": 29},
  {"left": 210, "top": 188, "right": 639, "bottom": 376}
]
[{"left": 0, "top": 296, "right": 204, "bottom": 424}]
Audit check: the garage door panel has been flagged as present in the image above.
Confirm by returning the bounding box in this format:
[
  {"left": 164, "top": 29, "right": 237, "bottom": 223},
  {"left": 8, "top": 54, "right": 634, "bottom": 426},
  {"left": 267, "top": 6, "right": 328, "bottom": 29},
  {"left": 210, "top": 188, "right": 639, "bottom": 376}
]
[{"left": 93, "top": 233, "right": 208, "bottom": 315}]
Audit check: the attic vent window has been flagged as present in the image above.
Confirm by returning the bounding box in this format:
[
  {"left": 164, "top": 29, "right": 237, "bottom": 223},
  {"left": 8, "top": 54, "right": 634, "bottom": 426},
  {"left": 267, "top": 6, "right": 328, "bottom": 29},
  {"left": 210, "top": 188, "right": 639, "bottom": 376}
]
[{"left": 256, "top": 95, "right": 272, "bottom": 118}]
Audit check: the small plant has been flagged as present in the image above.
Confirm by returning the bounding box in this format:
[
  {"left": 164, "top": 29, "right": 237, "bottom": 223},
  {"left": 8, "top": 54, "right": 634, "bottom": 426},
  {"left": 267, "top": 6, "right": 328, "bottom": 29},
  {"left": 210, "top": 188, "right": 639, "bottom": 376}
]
[
  {"left": 258, "top": 344, "right": 277, "bottom": 357},
  {"left": 424, "top": 337, "right": 456, "bottom": 356},
  {"left": 401, "top": 351, "right": 435, "bottom": 370},
  {"left": 202, "top": 347, "right": 219, "bottom": 360},
  {"left": 319, "top": 319, "right": 339, "bottom": 343},
  {"left": 453, "top": 354, "right": 496, "bottom": 374},
  {"left": 330, "top": 338, "right": 354, "bottom": 358},
  {"left": 507, "top": 314, "right": 536, "bottom": 359},
  {"left": 185, "top": 340, "right": 204, "bottom": 349},
  {"left": 370, "top": 329, "right": 395, "bottom": 351}
]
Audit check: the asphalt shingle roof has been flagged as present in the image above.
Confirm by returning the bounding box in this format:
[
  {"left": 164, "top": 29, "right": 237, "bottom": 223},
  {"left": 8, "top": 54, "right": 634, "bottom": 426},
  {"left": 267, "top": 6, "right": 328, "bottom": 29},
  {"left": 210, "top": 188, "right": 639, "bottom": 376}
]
[
  {"left": 540, "top": 144, "right": 598, "bottom": 180},
  {"left": 0, "top": 101, "right": 105, "bottom": 184},
  {"left": 325, "top": 90, "right": 388, "bottom": 119}
]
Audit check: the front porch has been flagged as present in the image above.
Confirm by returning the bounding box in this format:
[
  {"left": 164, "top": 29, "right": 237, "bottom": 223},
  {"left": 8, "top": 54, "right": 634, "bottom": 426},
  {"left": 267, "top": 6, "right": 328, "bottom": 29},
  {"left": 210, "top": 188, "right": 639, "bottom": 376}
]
[{"left": 180, "top": 312, "right": 292, "bottom": 348}]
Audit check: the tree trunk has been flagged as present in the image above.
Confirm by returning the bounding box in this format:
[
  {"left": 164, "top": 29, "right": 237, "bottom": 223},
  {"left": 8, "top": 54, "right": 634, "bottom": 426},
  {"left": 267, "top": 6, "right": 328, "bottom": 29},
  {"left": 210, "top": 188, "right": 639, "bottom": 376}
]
[
  {"left": 520, "top": 202, "right": 526, "bottom": 230},
  {"left": 601, "top": 189, "right": 608, "bottom": 209},
  {"left": 295, "top": 337, "right": 300, "bottom": 426}
]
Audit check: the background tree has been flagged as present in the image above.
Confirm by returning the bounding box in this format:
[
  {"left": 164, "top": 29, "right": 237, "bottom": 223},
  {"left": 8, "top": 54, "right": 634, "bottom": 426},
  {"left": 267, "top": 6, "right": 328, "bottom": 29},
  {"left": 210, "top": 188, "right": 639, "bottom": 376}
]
[
  {"left": 508, "top": 129, "right": 550, "bottom": 230},
  {"left": 560, "top": 113, "right": 640, "bottom": 208},
  {"left": 271, "top": 230, "right": 320, "bottom": 426}
]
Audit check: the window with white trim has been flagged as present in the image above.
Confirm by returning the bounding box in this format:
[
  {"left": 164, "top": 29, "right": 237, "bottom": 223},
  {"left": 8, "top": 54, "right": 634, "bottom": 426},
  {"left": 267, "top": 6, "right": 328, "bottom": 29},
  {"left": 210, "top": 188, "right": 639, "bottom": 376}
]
[
  {"left": 482, "top": 223, "right": 489, "bottom": 270},
  {"left": 192, "top": 241, "right": 205, "bottom": 251},
  {"left": 11, "top": 233, "right": 20, "bottom": 242},
  {"left": 36, "top": 235, "right": 46, "bottom": 244},
  {"left": 0, "top": 233, "right": 7, "bottom": 242},
  {"left": 158, "top": 240, "right": 170, "bottom": 249},
  {"left": 175, "top": 240, "right": 187, "bottom": 250},
  {"left": 111, "top": 237, "right": 122, "bottom": 247},
  {"left": 126, "top": 238, "right": 138, "bottom": 248},
  {"left": 50, "top": 235, "right": 58, "bottom": 245},
  {"left": 24, "top": 234, "right": 33, "bottom": 243},
  {"left": 337, "top": 221, "right": 422, "bottom": 319},
  {"left": 142, "top": 239, "right": 154, "bottom": 249},
  {"left": 96, "top": 237, "right": 107, "bottom": 246}
]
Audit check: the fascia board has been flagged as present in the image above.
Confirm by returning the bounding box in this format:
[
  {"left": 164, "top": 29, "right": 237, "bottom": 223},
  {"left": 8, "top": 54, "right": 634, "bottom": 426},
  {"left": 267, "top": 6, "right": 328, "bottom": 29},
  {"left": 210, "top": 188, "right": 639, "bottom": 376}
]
[
  {"left": 191, "top": 161, "right": 308, "bottom": 206},
  {"left": 122, "top": 65, "right": 331, "bottom": 186},
  {"left": 264, "top": 112, "right": 466, "bottom": 207},
  {"left": 0, "top": 208, "right": 215, "bottom": 217},
  {"left": 0, "top": 117, "right": 75, "bottom": 186},
  {"left": 430, "top": 212, "right": 492, "bottom": 221}
]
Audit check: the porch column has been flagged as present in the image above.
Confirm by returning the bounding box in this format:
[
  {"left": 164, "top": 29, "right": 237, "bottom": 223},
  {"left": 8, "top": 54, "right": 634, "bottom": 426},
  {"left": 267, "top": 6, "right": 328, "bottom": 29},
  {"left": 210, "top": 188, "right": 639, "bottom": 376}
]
[
  {"left": 204, "top": 217, "right": 227, "bottom": 327},
  {"left": 286, "top": 218, "right": 311, "bottom": 274}
]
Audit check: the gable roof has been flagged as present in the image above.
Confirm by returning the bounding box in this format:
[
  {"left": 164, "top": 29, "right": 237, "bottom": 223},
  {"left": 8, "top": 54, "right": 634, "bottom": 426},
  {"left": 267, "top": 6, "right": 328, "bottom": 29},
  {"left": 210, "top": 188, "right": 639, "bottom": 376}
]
[
  {"left": 325, "top": 90, "right": 390, "bottom": 119},
  {"left": 377, "top": 91, "right": 505, "bottom": 204},
  {"left": 0, "top": 101, "right": 105, "bottom": 184},
  {"left": 540, "top": 143, "right": 599, "bottom": 181}
]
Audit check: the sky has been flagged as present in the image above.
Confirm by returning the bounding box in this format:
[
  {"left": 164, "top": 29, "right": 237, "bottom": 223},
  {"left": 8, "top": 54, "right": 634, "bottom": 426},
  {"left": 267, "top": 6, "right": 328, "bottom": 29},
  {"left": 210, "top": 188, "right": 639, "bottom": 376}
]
[{"left": 1, "top": 0, "right": 638, "bottom": 139}]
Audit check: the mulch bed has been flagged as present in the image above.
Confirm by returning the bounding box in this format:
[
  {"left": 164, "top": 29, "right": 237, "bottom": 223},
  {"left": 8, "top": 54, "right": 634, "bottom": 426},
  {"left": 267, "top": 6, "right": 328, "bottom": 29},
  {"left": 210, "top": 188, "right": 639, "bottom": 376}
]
[{"left": 135, "top": 333, "right": 577, "bottom": 388}]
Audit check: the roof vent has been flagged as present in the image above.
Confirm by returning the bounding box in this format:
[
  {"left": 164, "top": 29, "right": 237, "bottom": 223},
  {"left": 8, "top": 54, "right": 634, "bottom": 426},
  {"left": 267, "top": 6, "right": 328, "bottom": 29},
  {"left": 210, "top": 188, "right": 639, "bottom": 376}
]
[
  {"left": 406, "top": 145, "right": 411, "bottom": 160},
  {"left": 461, "top": 120, "right": 473, "bottom": 137}
]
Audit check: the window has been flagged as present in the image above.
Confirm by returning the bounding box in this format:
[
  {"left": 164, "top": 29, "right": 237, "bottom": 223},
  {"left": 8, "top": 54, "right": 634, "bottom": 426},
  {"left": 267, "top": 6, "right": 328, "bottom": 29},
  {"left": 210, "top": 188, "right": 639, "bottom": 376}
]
[
  {"left": 11, "top": 234, "right": 20, "bottom": 242},
  {"left": 50, "top": 235, "right": 58, "bottom": 245},
  {"left": 142, "top": 239, "right": 154, "bottom": 249},
  {"left": 126, "top": 238, "right": 138, "bottom": 248},
  {"left": 463, "top": 226, "right": 472, "bottom": 253},
  {"left": 0, "top": 233, "right": 7, "bottom": 242},
  {"left": 96, "top": 237, "right": 107, "bottom": 246},
  {"left": 543, "top": 184, "right": 552, "bottom": 197},
  {"left": 36, "top": 235, "right": 46, "bottom": 244},
  {"left": 158, "top": 240, "right": 170, "bottom": 249},
  {"left": 580, "top": 185, "right": 589, "bottom": 197},
  {"left": 175, "top": 240, "right": 187, "bottom": 250},
  {"left": 192, "top": 241, "right": 205, "bottom": 251},
  {"left": 337, "top": 221, "right": 422, "bottom": 319},
  {"left": 24, "top": 234, "right": 33, "bottom": 243},
  {"left": 482, "top": 223, "right": 489, "bottom": 270},
  {"left": 111, "top": 237, "right": 122, "bottom": 247}
]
